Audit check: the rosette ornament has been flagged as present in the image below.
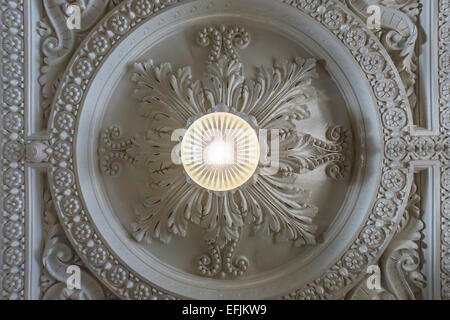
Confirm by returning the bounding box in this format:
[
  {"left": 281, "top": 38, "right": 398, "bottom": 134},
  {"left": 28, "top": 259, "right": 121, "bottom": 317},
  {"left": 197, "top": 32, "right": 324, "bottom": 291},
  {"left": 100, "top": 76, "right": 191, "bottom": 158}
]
[{"left": 99, "top": 25, "right": 351, "bottom": 278}]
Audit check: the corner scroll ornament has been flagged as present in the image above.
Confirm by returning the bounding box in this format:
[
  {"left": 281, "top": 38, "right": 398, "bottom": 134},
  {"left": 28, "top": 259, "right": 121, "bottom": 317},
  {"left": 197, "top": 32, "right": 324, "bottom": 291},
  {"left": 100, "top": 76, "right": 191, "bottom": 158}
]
[
  {"left": 98, "top": 26, "right": 352, "bottom": 278},
  {"left": 346, "top": 182, "right": 426, "bottom": 300},
  {"left": 40, "top": 186, "right": 106, "bottom": 300},
  {"left": 38, "top": 0, "right": 125, "bottom": 120},
  {"left": 342, "top": 0, "right": 422, "bottom": 109}
]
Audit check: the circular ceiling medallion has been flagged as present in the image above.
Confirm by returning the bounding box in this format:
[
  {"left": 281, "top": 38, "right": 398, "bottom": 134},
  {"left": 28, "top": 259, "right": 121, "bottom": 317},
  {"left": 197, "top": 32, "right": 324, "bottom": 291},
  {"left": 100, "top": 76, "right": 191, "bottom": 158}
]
[
  {"left": 46, "top": 0, "right": 414, "bottom": 300},
  {"left": 181, "top": 112, "right": 260, "bottom": 191}
]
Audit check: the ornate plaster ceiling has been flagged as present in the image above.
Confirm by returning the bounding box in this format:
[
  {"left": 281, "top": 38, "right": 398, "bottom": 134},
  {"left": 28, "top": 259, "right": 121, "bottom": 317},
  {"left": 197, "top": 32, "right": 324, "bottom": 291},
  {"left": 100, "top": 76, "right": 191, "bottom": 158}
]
[{"left": 0, "top": 0, "right": 449, "bottom": 300}]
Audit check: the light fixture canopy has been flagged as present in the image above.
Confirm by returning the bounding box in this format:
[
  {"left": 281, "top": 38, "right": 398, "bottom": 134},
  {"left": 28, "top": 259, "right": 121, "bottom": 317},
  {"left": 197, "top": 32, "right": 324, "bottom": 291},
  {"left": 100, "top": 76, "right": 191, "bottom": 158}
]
[{"left": 180, "top": 112, "right": 260, "bottom": 191}]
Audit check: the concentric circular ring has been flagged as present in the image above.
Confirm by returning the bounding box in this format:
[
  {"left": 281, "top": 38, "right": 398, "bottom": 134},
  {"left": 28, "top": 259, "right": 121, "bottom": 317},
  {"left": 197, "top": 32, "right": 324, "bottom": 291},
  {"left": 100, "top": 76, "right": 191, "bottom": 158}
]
[{"left": 46, "top": 0, "right": 414, "bottom": 300}]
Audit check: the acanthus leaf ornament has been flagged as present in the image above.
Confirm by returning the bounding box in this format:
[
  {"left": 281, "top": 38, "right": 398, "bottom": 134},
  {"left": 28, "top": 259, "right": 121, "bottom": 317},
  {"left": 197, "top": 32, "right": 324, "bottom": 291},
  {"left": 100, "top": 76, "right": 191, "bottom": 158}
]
[
  {"left": 30, "top": 0, "right": 438, "bottom": 299},
  {"left": 346, "top": 181, "right": 426, "bottom": 300},
  {"left": 342, "top": 0, "right": 422, "bottom": 110},
  {"left": 38, "top": 0, "right": 124, "bottom": 121},
  {"left": 380, "top": 182, "right": 426, "bottom": 299},
  {"left": 99, "top": 25, "right": 351, "bottom": 278},
  {"left": 40, "top": 185, "right": 106, "bottom": 300}
]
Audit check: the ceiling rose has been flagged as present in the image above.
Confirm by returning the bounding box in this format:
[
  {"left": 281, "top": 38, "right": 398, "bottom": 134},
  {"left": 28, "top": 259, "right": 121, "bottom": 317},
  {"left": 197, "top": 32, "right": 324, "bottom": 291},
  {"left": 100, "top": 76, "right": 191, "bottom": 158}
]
[
  {"left": 2, "top": 0, "right": 448, "bottom": 302},
  {"left": 180, "top": 112, "right": 260, "bottom": 191},
  {"left": 38, "top": 0, "right": 420, "bottom": 300},
  {"left": 97, "top": 23, "right": 352, "bottom": 279}
]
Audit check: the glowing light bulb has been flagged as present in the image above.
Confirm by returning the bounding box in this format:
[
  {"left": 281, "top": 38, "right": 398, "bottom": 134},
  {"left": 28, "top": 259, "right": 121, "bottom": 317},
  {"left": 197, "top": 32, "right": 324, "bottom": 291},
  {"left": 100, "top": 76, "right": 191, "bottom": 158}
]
[
  {"left": 181, "top": 112, "right": 260, "bottom": 191},
  {"left": 203, "top": 137, "right": 235, "bottom": 166}
]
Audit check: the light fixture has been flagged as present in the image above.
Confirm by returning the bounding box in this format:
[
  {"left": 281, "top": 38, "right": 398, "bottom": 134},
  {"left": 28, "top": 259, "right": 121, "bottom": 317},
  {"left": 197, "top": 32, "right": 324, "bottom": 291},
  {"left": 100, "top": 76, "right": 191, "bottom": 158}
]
[{"left": 180, "top": 112, "right": 260, "bottom": 191}]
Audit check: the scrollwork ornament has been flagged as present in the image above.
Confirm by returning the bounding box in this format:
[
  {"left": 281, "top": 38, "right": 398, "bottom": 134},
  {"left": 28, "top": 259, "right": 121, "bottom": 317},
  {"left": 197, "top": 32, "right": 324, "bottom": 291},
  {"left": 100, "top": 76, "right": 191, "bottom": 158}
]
[
  {"left": 40, "top": 186, "right": 106, "bottom": 300},
  {"left": 39, "top": 0, "right": 418, "bottom": 300},
  {"left": 98, "top": 24, "right": 354, "bottom": 278},
  {"left": 342, "top": 0, "right": 423, "bottom": 111},
  {"left": 381, "top": 183, "right": 426, "bottom": 299},
  {"left": 38, "top": 0, "right": 122, "bottom": 119}
]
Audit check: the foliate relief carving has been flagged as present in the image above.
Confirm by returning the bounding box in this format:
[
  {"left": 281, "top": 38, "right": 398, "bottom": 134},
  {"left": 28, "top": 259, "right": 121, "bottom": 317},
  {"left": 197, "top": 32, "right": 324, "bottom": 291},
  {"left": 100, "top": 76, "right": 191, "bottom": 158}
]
[
  {"left": 380, "top": 182, "right": 426, "bottom": 299},
  {"left": 342, "top": 0, "right": 422, "bottom": 110},
  {"left": 45, "top": 0, "right": 183, "bottom": 300},
  {"left": 197, "top": 25, "right": 250, "bottom": 64},
  {"left": 98, "top": 26, "right": 352, "bottom": 278},
  {"left": 346, "top": 277, "right": 396, "bottom": 300},
  {"left": 38, "top": 0, "right": 124, "bottom": 120},
  {"left": 281, "top": 0, "right": 415, "bottom": 300},
  {"left": 439, "top": 0, "right": 450, "bottom": 300},
  {"left": 45, "top": 0, "right": 415, "bottom": 299},
  {"left": 398, "top": 135, "right": 450, "bottom": 162},
  {"left": 346, "top": 182, "right": 426, "bottom": 300},
  {"left": 279, "top": 125, "right": 351, "bottom": 180},
  {"left": 40, "top": 185, "right": 106, "bottom": 299},
  {"left": 1, "top": 0, "right": 26, "bottom": 300}
]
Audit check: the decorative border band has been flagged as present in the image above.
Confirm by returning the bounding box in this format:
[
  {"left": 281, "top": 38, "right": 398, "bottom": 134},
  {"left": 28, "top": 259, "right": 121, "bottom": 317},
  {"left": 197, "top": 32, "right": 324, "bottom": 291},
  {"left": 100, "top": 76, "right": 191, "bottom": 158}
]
[
  {"left": 1, "top": 0, "right": 26, "bottom": 300},
  {"left": 438, "top": 0, "right": 450, "bottom": 301},
  {"left": 45, "top": 0, "right": 413, "bottom": 299}
]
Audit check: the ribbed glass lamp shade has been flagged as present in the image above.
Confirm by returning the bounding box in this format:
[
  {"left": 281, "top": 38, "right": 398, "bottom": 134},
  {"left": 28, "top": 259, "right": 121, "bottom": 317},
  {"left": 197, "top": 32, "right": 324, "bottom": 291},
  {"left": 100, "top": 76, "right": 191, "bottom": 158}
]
[{"left": 181, "top": 112, "right": 260, "bottom": 191}]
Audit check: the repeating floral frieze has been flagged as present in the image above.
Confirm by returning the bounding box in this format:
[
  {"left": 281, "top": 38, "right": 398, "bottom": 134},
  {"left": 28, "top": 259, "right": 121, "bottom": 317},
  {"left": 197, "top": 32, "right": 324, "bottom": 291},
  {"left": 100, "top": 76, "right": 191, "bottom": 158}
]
[
  {"left": 346, "top": 181, "right": 426, "bottom": 300},
  {"left": 283, "top": 0, "right": 416, "bottom": 299},
  {"left": 438, "top": 0, "right": 450, "bottom": 300},
  {"left": 43, "top": 0, "right": 415, "bottom": 298},
  {"left": 38, "top": 0, "right": 125, "bottom": 121},
  {"left": 380, "top": 182, "right": 426, "bottom": 299},
  {"left": 1, "top": 0, "right": 26, "bottom": 300},
  {"left": 2, "top": 0, "right": 447, "bottom": 299},
  {"left": 44, "top": 0, "right": 183, "bottom": 300},
  {"left": 341, "top": 0, "right": 422, "bottom": 111},
  {"left": 40, "top": 185, "right": 107, "bottom": 300}
]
